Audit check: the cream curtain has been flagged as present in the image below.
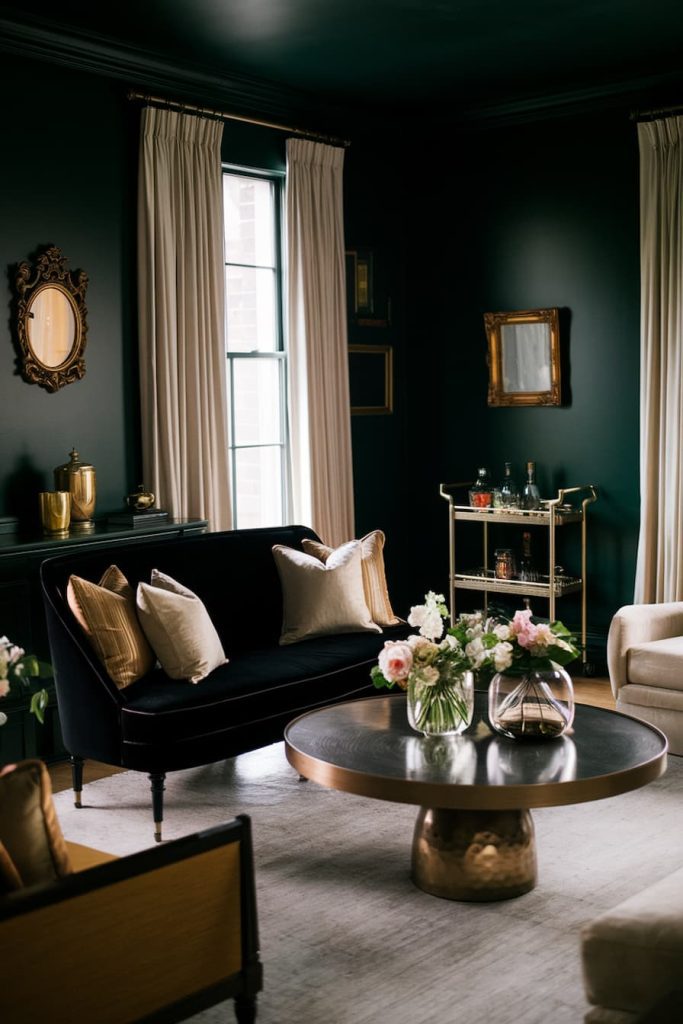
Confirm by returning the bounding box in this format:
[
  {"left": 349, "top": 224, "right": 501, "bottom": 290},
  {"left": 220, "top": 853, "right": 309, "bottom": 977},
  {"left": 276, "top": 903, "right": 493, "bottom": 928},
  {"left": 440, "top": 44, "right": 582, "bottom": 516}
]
[
  {"left": 635, "top": 117, "right": 683, "bottom": 601},
  {"left": 286, "top": 138, "right": 355, "bottom": 547},
  {"left": 138, "top": 107, "right": 231, "bottom": 531}
]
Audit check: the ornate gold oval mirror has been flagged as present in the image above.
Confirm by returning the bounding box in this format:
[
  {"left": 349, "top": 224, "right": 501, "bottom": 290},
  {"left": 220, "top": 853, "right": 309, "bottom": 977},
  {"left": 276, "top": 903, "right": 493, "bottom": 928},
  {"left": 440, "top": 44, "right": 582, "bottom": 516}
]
[
  {"left": 13, "top": 245, "right": 88, "bottom": 392},
  {"left": 485, "top": 308, "right": 561, "bottom": 407}
]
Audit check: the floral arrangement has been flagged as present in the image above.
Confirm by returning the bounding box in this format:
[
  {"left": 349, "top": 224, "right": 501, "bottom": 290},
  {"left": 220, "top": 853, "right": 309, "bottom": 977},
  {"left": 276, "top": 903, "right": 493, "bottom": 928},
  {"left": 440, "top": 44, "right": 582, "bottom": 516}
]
[
  {"left": 0, "top": 635, "right": 51, "bottom": 728},
  {"left": 448, "top": 607, "right": 579, "bottom": 675},
  {"left": 371, "top": 592, "right": 473, "bottom": 733},
  {"left": 371, "top": 594, "right": 579, "bottom": 734}
]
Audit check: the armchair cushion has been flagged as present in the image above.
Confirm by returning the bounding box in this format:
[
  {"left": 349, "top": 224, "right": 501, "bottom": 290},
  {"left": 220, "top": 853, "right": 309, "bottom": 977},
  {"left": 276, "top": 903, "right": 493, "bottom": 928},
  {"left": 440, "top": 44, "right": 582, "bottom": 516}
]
[
  {"left": 0, "top": 760, "right": 72, "bottom": 888},
  {"left": 628, "top": 637, "right": 683, "bottom": 692}
]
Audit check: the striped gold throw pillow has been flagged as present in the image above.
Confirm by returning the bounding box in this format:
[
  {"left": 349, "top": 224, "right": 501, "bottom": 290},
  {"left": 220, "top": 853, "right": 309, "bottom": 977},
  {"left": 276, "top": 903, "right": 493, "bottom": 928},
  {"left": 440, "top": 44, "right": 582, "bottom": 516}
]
[
  {"left": 302, "top": 530, "right": 401, "bottom": 627},
  {"left": 67, "top": 565, "right": 154, "bottom": 688}
]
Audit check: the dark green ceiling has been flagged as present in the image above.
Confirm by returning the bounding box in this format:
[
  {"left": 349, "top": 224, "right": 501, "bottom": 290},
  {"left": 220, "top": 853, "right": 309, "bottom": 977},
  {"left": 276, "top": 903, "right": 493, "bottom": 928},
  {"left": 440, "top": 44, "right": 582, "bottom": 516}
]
[{"left": 2, "top": 0, "right": 683, "bottom": 116}]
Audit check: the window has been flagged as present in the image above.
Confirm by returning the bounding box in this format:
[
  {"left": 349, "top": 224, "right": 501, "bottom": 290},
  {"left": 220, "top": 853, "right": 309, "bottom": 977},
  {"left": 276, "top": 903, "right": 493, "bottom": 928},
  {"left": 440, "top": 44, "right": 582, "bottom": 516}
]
[{"left": 223, "top": 168, "right": 288, "bottom": 528}]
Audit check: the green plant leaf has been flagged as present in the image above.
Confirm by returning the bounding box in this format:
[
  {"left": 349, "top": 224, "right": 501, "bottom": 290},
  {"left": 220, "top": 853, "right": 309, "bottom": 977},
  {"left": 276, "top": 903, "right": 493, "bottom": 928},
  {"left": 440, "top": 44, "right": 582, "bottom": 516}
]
[{"left": 29, "top": 688, "right": 49, "bottom": 725}]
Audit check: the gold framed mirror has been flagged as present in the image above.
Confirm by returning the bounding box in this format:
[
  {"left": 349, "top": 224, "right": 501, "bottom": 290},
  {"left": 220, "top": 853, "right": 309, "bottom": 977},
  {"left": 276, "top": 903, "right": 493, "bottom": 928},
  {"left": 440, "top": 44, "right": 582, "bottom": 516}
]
[
  {"left": 13, "top": 245, "right": 88, "bottom": 392},
  {"left": 485, "top": 307, "right": 561, "bottom": 407}
]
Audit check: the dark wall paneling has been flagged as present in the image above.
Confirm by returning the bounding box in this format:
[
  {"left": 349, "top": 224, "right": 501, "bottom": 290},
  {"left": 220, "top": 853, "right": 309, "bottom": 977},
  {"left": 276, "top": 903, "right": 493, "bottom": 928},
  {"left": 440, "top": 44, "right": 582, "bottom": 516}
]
[{"left": 404, "top": 111, "right": 640, "bottom": 646}]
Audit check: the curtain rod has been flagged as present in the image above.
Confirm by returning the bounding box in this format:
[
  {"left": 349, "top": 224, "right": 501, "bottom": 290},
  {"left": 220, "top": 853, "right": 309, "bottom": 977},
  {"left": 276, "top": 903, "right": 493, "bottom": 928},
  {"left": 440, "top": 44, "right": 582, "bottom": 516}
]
[
  {"left": 127, "top": 89, "right": 350, "bottom": 147},
  {"left": 631, "top": 102, "right": 683, "bottom": 123}
]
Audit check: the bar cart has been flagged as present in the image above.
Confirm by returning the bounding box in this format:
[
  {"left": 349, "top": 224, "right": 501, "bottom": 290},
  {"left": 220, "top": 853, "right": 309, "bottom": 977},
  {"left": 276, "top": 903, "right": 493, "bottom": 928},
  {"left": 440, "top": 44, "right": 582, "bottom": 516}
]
[{"left": 439, "top": 482, "right": 598, "bottom": 671}]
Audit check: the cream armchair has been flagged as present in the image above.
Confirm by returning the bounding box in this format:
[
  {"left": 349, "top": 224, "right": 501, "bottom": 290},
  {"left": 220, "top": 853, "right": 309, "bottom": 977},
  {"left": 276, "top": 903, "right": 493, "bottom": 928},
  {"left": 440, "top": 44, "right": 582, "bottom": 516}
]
[{"left": 607, "top": 602, "right": 683, "bottom": 755}]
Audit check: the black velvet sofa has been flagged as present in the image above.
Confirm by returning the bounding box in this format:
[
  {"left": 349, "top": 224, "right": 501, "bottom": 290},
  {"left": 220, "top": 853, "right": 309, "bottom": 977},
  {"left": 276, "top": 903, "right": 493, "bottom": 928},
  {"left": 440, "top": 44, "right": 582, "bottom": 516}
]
[{"left": 40, "top": 525, "right": 407, "bottom": 839}]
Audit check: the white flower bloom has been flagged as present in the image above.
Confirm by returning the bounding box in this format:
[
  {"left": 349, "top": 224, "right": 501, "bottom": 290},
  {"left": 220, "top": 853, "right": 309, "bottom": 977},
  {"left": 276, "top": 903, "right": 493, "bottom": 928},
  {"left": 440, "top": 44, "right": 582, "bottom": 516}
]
[
  {"left": 466, "top": 623, "right": 484, "bottom": 639},
  {"left": 492, "top": 642, "right": 514, "bottom": 671},
  {"left": 420, "top": 608, "right": 444, "bottom": 641},
  {"left": 465, "top": 636, "right": 487, "bottom": 669},
  {"left": 493, "top": 623, "right": 512, "bottom": 641},
  {"left": 441, "top": 634, "right": 460, "bottom": 650},
  {"left": 408, "top": 604, "right": 427, "bottom": 629},
  {"left": 418, "top": 665, "right": 440, "bottom": 687}
]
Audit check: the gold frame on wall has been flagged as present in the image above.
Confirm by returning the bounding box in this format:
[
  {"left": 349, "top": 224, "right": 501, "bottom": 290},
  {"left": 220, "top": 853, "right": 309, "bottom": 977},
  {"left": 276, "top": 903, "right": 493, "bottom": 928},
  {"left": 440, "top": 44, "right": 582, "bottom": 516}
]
[
  {"left": 13, "top": 245, "right": 89, "bottom": 393},
  {"left": 485, "top": 307, "right": 561, "bottom": 407},
  {"left": 349, "top": 344, "right": 393, "bottom": 415}
]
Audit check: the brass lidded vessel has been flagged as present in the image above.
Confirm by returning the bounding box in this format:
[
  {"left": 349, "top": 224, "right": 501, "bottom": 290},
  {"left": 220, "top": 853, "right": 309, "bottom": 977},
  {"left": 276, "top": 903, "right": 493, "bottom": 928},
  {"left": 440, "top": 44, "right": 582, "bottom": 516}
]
[{"left": 54, "top": 447, "right": 96, "bottom": 531}]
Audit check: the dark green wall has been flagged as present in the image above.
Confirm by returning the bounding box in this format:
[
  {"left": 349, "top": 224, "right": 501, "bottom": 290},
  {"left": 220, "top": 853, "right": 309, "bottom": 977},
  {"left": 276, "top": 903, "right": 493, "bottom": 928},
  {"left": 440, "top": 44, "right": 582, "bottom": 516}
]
[
  {"left": 403, "top": 110, "right": 641, "bottom": 649},
  {"left": 0, "top": 54, "right": 138, "bottom": 529},
  {"left": 0, "top": 47, "right": 646, "bottom": 653}
]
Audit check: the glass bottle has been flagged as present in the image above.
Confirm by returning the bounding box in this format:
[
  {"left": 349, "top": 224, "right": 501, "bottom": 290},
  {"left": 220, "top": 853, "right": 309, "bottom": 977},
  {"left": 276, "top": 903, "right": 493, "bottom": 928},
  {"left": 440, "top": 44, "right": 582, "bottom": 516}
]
[
  {"left": 469, "top": 467, "right": 493, "bottom": 508},
  {"left": 522, "top": 461, "right": 541, "bottom": 510},
  {"left": 498, "top": 462, "right": 520, "bottom": 509},
  {"left": 519, "top": 530, "right": 535, "bottom": 581}
]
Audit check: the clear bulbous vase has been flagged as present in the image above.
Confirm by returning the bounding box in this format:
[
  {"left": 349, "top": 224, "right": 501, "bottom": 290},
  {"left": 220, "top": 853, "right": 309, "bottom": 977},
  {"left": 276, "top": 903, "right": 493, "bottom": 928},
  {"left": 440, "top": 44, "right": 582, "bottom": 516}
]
[
  {"left": 488, "top": 665, "right": 575, "bottom": 740},
  {"left": 407, "top": 669, "right": 475, "bottom": 736}
]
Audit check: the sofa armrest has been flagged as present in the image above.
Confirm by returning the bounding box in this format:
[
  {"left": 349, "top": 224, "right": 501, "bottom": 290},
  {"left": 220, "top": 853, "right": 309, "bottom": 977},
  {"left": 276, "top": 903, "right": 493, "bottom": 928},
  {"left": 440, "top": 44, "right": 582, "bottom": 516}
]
[
  {"left": 607, "top": 603, "right": 683, "bottom": 697},
  {"left": 0, "top": 817, "right": 261, "bottom": 1024}
]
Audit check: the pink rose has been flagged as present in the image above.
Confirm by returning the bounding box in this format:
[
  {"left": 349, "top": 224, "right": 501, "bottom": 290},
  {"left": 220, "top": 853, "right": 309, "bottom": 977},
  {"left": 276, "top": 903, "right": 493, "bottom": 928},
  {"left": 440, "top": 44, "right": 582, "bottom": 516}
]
[
  {"left": 378, "top": 641, "right": 413, "bottom": 685},
  {"left": 0, "top": 678, "right": 10, "bottom": 698},
  {"left": 510, "top": 609, "right": 539, "bottom": 649}
]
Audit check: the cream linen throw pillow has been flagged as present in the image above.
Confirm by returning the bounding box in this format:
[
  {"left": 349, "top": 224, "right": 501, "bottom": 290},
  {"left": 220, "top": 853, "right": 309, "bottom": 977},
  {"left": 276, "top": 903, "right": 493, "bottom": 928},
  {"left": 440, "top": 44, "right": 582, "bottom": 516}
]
[
  {"left": 302, "top": 530, "right": 401, "bottom": 627},
  {"left": 273, "top": 541, "right": 382, "bottom": 645},
  {"left": 67, "top": 565, "right": 154, "bottom": 688},
  {"left": 136, "top": 569, "right": 228, "bottom": 684}
]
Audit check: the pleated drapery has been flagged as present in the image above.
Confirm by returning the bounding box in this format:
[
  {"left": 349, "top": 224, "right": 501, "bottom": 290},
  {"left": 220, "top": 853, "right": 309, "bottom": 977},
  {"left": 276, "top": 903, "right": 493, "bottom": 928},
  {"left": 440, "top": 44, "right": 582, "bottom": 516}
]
[
  {"left": 137, "top": 107, "right": 232, "bottom": 531},
  {"left": 634, "top": 117, "right": 683, "bottom": 602},
  {"left": 286, "top": 138, "right": 355, "bottom": 547}
]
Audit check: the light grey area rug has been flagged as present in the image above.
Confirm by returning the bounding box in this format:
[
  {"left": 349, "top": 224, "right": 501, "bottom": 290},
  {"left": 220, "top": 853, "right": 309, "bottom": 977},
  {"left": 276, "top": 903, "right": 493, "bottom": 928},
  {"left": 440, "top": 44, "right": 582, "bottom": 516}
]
[{"left": 53, "top": 747, "right": 683, "bottom": 1024}]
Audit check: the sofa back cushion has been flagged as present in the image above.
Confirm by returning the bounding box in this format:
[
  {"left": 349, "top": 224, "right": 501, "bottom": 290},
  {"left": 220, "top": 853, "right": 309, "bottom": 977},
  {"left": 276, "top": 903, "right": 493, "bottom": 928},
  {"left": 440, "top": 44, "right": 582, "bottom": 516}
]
[{"left": 0, "top": 760, "right": 73, "bottom": 890}]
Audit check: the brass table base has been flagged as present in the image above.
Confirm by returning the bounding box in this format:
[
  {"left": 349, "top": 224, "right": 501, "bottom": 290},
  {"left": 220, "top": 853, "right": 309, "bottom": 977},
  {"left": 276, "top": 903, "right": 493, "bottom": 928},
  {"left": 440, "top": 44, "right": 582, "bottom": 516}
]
[{"left": 411, "top": 807, "right": 537, "bottom": 901}]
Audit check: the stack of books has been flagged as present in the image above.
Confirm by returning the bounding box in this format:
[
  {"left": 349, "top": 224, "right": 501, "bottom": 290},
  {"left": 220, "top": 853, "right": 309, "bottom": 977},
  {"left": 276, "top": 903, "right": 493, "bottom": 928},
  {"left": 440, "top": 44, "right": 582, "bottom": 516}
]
[{"left": 107, "top": 509, "right": 169, "bottom": 528}]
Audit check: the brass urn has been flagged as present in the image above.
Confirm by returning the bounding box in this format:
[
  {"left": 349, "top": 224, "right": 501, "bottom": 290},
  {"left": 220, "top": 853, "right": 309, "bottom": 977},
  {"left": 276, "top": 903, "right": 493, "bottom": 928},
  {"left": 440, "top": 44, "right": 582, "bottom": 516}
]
[{"left": 54, "top": 447, "right": 96, "bottom": 530}]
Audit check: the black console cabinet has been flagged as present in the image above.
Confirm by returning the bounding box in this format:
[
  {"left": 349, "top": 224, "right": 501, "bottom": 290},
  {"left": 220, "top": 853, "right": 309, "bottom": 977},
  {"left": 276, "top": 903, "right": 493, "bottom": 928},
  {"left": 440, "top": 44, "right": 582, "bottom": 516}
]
[{"left": 0, "top": 519, "right": 207, "bottom": 763}]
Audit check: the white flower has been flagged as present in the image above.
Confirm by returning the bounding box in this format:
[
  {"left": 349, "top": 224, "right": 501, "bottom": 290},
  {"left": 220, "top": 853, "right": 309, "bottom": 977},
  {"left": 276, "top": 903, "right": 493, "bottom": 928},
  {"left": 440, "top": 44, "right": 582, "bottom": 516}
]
[
  {"left": 441, "top": 634, "right": 461, "bottom": 651},
  {"left": 417, "top": 665, "right": 440, "bottom": 687},
  {"left": 492, "top": 641, "right": 514, "bottom": 671},
  {"left": 465, "top": 636, "right": 488, "bottom": 669},
  {"left": 408, "top": 604, "right": 444, "bottom": 641},
  {"left": 493, "top": 623, "right": 512, "bottom": 641}
]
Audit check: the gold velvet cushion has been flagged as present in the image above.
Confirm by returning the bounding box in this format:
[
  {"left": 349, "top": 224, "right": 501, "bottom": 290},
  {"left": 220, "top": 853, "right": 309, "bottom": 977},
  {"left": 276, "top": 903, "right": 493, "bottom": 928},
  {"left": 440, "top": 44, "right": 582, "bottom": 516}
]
[
  {"left": 302, "top": 530, "right": 401, "bottom": 627},
  {"left": 0, "top": 760, "right": 72, "bottom": 890},
  {"left": 273, "top": 540, "right": 382, "bottom": 645},
  {"left": 67, "top": 565, "right": 155, "bottom": 688},
  {"left": 136, "top": 569, "right": 228, "bottom": 684}
]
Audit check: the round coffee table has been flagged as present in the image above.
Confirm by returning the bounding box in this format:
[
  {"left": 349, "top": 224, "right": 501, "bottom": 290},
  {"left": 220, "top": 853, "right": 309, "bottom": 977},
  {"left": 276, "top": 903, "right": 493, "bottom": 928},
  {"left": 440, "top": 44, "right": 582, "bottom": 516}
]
[{"left": 284, "top": 691, "right": 667, "bottom": 901}]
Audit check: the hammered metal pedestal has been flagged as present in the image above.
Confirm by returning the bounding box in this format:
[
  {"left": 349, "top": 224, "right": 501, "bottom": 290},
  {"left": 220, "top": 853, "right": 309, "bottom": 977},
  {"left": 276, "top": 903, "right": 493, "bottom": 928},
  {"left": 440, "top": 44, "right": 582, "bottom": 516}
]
[{"left": 411, "top": 807, "right": 537, "bottom": 901}]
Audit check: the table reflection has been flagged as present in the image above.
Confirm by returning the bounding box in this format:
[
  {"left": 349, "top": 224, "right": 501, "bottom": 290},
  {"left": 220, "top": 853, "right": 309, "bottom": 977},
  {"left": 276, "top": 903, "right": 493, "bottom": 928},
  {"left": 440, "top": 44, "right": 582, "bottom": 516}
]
[
  {"left": 405, "top": 734, "right": 477, "bottom": 785},
  {"left": 486, "top": 735, "right": 577, "bottom": 785}
]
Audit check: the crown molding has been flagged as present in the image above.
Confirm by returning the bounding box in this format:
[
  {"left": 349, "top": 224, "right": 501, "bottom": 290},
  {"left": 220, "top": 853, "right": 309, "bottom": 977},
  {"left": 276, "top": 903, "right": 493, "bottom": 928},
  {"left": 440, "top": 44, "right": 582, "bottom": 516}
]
[
  {"left": 0, "top": 12, "right": 333, "bottom": 125},
  {"left": 453, "top": 67, "right": 683, "bottom": 130}
]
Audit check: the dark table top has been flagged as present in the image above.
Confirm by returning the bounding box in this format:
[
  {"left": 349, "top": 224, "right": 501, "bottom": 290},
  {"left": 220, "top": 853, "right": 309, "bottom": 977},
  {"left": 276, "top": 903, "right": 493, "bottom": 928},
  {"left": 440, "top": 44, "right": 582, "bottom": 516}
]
[{"left": 284, "top": 691, "right": 667, "bottom": 810}]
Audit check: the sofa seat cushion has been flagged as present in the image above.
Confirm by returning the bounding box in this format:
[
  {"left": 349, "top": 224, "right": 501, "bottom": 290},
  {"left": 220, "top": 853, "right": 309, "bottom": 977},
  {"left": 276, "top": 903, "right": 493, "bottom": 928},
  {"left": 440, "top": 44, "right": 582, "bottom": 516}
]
[
  {"left": 581, "top": 864, "right": 683, "bottom": 1017},
  {"left": 628, "top": 637, "right": 683, "bottom": 692},
  {"left": 121, "top": 626, "right": 409, "bottom": 745}
]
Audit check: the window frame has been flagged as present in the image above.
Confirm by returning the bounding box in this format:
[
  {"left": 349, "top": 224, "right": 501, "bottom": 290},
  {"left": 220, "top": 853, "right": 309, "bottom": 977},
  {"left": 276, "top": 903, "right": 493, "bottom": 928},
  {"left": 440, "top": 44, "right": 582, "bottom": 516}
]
[{"left": 223, "top": 163, "right": 290, "bottom": 529}]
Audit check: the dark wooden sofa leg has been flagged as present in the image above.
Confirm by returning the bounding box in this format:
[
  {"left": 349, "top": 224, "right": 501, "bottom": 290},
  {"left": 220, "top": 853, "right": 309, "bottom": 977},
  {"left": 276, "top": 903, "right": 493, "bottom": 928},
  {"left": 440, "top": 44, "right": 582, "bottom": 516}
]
[
  {"left": 234, "top": 995, "right": 257, "bottom": 1024},
  {"left": 149, "top": 772, "right": 166, "bottom": 842},
  {"left": 71, "top": 755, "right": 84, "bottom": 807}
]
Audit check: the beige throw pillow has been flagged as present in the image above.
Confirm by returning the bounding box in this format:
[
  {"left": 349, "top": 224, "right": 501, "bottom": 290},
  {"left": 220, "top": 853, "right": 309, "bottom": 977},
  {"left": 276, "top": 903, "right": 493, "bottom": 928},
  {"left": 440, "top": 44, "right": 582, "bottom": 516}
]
[
  {"left": 67, "top": 565, "right": 154, "bottom": 688},
  {"left": 302, "top": 530, "right": 401, "bottom": 627},
  {"left": 273, "top": 541, "right": 382, "bottom": 645},
  {"left": 0, "top": 760, "right": 73, "bottom": 889},
  {"left": 136, "top": 569, "right": 228, "bottom": 684}
]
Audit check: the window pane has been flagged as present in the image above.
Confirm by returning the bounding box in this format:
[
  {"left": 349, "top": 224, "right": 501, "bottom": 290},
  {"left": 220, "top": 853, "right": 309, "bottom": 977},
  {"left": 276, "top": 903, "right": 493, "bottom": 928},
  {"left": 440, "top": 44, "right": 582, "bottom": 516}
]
[
  {"left": 223, "top": 174, "right": 275, "bottom": 267},
  {"left": 226, "top": 266, "right": 277, "bottom": 352},
  {"left": 232, "top": 359, "right": 282, "bottom": 446},
  {"left": 234, "top": 447, "right": 283, "bottom": 529}
]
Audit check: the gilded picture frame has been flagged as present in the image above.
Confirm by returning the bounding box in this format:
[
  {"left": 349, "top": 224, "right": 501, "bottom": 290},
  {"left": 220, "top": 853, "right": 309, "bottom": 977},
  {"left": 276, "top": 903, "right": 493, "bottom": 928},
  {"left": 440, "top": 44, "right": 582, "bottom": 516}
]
[{"left": 485, "top": 307, "right": 561, "bottom": 407}]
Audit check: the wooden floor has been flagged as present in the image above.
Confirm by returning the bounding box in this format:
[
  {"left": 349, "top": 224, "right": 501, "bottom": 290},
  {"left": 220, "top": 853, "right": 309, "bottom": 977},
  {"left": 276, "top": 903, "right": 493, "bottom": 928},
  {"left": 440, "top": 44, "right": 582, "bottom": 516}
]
[{"left": 48, "top": 676, "right": 615, "bottom": 795}]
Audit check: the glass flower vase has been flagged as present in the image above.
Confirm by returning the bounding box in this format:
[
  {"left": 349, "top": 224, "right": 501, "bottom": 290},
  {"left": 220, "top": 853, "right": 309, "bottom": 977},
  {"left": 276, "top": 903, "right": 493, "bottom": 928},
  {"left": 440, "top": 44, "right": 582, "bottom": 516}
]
[
  {"left": 407, "top": 670, "right": 474, "bottom": 736},
  {"left": 488, "top": 666, "right": 574, "bottom": 740}
]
